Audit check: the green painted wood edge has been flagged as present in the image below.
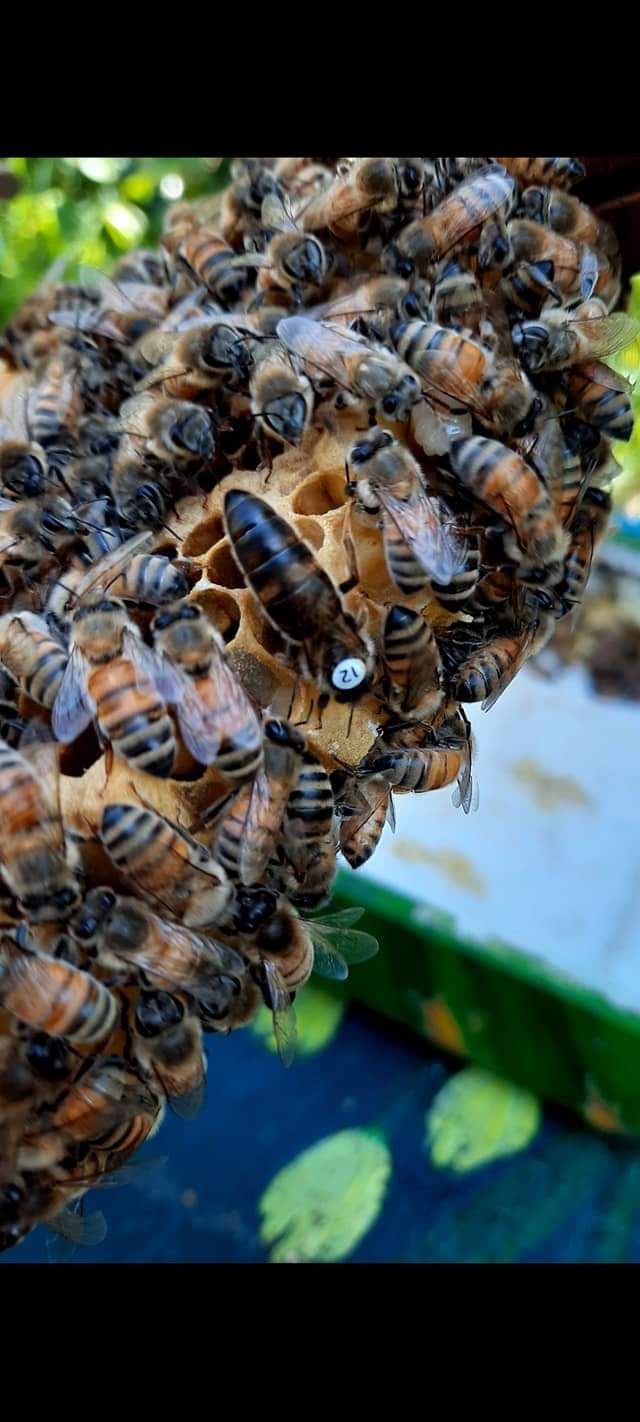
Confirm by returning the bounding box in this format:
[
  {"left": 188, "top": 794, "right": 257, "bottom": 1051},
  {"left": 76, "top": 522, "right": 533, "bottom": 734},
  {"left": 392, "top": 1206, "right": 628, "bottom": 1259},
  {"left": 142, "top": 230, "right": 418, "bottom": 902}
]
[{"left": 326, "top": 870, "right": 640, "bottom": 1135}]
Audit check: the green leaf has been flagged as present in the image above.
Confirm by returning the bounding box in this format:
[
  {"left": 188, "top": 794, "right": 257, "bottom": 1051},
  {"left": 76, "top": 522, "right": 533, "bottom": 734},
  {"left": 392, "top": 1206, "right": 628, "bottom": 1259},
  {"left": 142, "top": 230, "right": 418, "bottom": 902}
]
[
  {"left": 426, "top": 1067, "right": 541, "bottom": 1174},
  {"left": 100, "top": 199, "right": 147, "bottom": 250},
  {"left": 252, "top": 982, "right": 345, "bottom": 1057},
  {"left": 259, "top": 1128, "right": 391, "bottom": 1262}
]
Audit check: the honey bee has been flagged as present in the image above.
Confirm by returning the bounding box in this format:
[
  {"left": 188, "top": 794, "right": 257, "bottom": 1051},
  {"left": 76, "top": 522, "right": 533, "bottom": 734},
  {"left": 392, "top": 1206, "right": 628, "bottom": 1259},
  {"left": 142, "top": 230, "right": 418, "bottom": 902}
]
[
  {"left": 129, "top": 990, "right": 206, "bottom": 1119},
  {"left": 177, "top": 223, "right": 261, "bottom": 308},
  {"left": 278, "top": 316, "right": 420, "bottom": 423},
  {"left": 93, "top": 894, "right": 245, "bottom": 996},
  {"left": 0, "top": 373, "right": 49, "bottom": 500},
  {"left": 111, "top": 249, "right": 169, "bottom": 288},
  {"left": 431, "top": 261, "right": 486, "bottom": 333},
  {"left": 137, "top": 314, "right": 254, "bottom": 401},
  {"left": 512, "top": 301, "right": 640, "bottom": 373},
  {"left": 152, "top": 601, "right": 263, "bottom": 776},
  {"left": 224, "top": 488, "right": 376, "bottom": 700},
  {"left": 257, "top": 192, "right": 330, "bottom": 300},
  {"left": 519, "top": 185, "right": 619, "bottom": 256},
  {"left": 0, "top": 611, "right": 68, "bottom": 710},
  {"left": 300, "top": 157, "right": 400, "bottom": 244},
  {"left": 346, "top": 427, "right": 468, "bottom": 593},
  {"left": 51, "top": 595, "right": 183, "bottom": 778},
  {"left": 0, "top": 937, "right": 117, "bottom": 1044},
  {"left": 118, "top": 392, "right": 215, "bottom": 466},
  {"left": 276, "top": 835, "right": 338, "bottom": 912},
  {"left": 28, "top": 354, "right": 82, "bottom": 453},
  {"left": 17, "top": 1056, "right": 161, "bottom": 1172},
  {"left": 393, "top": 166, "right": 516, "bottom": 272},
  {"left": 499, "top": 260, "right": 562, "bottom": 318},
  {"left": 566, "top": 361, "right": 635, "bottom": 442},
  {"left": 111, "top": 437, "right": 175, "bottom": 532},
  {"left": 211, "top": 718, "right": 305, "bottom": 886},
  {"left": 249, "top": 338, "right": 314, "bottom": 447},
  {"left": 196, "top": 972, "right": 263, "bottom": 1035},
  {"left": 338, "top": 774, "right": 395, "bottom": 870},
  {"left": 220, "top": 159, "right": 284, "bottom": 248},
  {"left": 244, "top": 901, "right": 315, "bottom": 995},
  {"left": 380, "top": 605, "right": 445, "bottom": 719},
  {"left": 507, "top": 219, "right": 599, "bottom": 303},
  {"left": 310, "top": 274, "right": 431, "bottom": 343},
  {"left": 554, "top": 486, "right": 612, "bottom": 610},
  {"left": 391, "top": 318, "right": 537, "bottom": 439},
  {"left": 451, "top": 592, "right": 555, "bottom": 710},
  {"left": 0, "top": 494, "right": 81, "bottom": 569},
  {"left": 361, "top": 719, "right": 472, "bottom": 809},
  {"left": 494, "top": 158, "right": 585, "bottom": 188},
  {"left": 50, "top": 266, "right": 170, "bottom": 342},
  {"left": 449, "top": 435, "right": 569, "bottom": 568},
  {"left": 99, "top": 801, "right": 231, "bottom": 928},
  {"left": 281, "top": 750, "right": 335, "bottom": 883},
  {"left": 0, "top": 732, "right": 80, "bottom": 922}
]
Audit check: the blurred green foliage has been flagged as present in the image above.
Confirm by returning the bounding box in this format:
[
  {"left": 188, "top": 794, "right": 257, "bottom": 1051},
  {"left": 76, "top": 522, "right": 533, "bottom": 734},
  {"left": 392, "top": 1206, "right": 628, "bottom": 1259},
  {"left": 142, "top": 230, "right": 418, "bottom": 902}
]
[
  {"left": 0, "top": 157, "right": 231, "bottom": 326},
  {"left": 609, "top": 274, "right": 640, "bottom": 511}
]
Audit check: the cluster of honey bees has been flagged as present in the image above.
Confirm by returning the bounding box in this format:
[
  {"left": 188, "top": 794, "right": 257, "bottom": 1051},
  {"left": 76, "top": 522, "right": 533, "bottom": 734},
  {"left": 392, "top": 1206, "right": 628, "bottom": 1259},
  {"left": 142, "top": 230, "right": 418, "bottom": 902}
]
[{"left": 0, "top": 155, "right": 634, "bottom": 1256}]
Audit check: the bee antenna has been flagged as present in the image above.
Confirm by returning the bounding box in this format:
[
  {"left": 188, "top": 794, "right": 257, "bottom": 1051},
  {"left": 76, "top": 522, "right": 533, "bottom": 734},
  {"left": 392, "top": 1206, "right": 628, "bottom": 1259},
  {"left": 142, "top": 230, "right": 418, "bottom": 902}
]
[{"left": 160, "top": 522, "right": 179, "bottom": 539}]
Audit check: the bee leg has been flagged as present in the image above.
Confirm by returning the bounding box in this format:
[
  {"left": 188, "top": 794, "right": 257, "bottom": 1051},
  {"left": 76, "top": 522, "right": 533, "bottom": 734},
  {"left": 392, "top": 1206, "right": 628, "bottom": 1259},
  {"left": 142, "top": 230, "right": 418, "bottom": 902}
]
[
  {"left": 367, "top": 407, "right": 377, "bottom": 428},
  {"left": 286, "top": 674, "right": 300, "bottom": 721},
  {"left": 102, "top": 743, "right": 114, "bottom": 791},
  {"left": 293, "top": 689, "right": 315, "bottom": 729},
  {"left": 316, "top": 693, "right": 329, "bottom": 731}
]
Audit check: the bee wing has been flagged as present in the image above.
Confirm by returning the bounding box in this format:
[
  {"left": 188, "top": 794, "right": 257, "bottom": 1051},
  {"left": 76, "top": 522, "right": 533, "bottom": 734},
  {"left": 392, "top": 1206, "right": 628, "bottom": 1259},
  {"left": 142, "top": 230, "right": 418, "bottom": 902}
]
[
  {"left": 261, "top": 191, "right": 294, "bottom": 231},
  {"left": 339, "top": 778, "right": 389, "bottom": 868},
  {"left": 74, "top": 532, "right": 155, "bottom": 602},
  {"left": 17, "top": 724, "right": 69, "bottom": 850},
  {"left": 407, "top": 350, "right": 486, "bottom": 419},
  {"left": 377, "top": 485, "right": 468, "bottom": 584},
  {"left": 573, "top": 360, "right": 634, "bottom": 396},
  {"left": 262, "top": 959, "right": 297, "bottom": 1068},
  {"left": 450, "top": 749, "right": 476, "bottom": 815},
  {"left": 237, "top": 767, "right": 277, "bottom": 886},
  {"left": 570, "top": 314, "right": 640, "bottom": 361},
  {"left": 52, "top": 647, "right": 94, "bottom": 743},
  {"left": 430, "top": 166, "right": 516, "bottom": 252},
  {"left": 175, "top": 652, "right": 261, "bottom": 769},
  {"left": 117, "top": 393, "right": 156, "bottom": 437},
  {"left": 481, "top": 631, "right": 535, "bottom": 714},
  {"left": 168, "top": 1073, "right": 207, "bottom": 1121},
  {"left": 307, "top": 911, "right": 379, "bottom": 976},
  {"left": 120, "top": 630, "right": 179, "bottom": 705},
  {"left": 0, "top": 373, "right": 32, "bottom": 442},
  {"left": 386, "top": 792, "right": 397, "bottom": 832},
  {"left": 46, "top": 1203, "right": 108, "bottom": 1261},
  {"left": 277, "top": 316, "right": 365, "bottom": 380}
]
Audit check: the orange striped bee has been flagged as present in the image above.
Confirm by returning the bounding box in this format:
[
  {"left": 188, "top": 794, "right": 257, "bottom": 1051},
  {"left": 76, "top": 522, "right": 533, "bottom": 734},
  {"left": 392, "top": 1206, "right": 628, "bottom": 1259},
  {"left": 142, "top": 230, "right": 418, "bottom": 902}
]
[
  {"left": 152, "top": 601, "right": 263, "bottom": 777},
  {"left": 0, "top": 611, "right": 68, "bottom": 710},
  {"left": 393, "top": 166, "right": 516, "bottom": 271},
  {"left": 449, "top": 434, "right": 569, "bottom": 569},
  {"left": 51, "top": 594, "right": 197, "bottom": 778},
  {"left": 0, "top": 733, "right": 80, "bottom": 922},
  {"left": 99, "top": 800, "right": 231, "bottom": 928},
  {"left": 211, "top": 719, "right": 306, "bottom": 887},
  {"left": 129, "top": 990, "right": 207, "bottom": 1120},
  {"left": 0, "top": 937, "right": 117, "bottom": 1045},
  {"left": 380, "top": 605, "right": 445, "bottom": 719},
  {"left": 17, "top": 1056, "right": 162, "bottom": 1172}
]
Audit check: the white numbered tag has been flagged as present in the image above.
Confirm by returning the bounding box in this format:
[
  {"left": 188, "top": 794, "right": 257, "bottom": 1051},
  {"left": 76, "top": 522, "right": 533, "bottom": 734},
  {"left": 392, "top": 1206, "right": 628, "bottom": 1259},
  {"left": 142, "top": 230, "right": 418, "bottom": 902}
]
[{"left": 331, "top": 657, "right": 367, "bottom": 691}]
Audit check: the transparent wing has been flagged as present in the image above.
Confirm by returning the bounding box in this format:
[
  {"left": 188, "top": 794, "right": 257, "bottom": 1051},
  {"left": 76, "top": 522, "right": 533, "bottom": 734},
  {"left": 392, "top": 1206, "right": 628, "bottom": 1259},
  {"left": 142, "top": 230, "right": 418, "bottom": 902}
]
[
  {"left": 46, "top": 1201, "right": 107, "bottom": 1261},
  {"left": 74, "top": 532, "right": 155, "bottom": 601},
  {"left": 377, "top": 485, "right": 468, "bottom": 584},
  {"left": 263, "top": 959, "right": 297, "bottom": 1068},
  {"left": 311, "top": 942, "right": 349, "bottom": 981},
  {"left": 308, "top": 907, "right": 365, "bottom": 929},
  {"left": 277, "top": 315, "right": 366, "bottom": 380},
  {"left": 481, "top": 632, "right": 534, "bottom": 713},
  {"left": 176, "top": 655, "right": 261, "bottom": 769},
  {"left": 407, "top": 348, "right": 486, "bottom": 418},
  {"left": 569, "top": 313, "right": 640, "bottom": 360},
  {"left": 51, "top": 647, "right": 94, "bottom": 743},
  {"left": 121, "top": 630, "right": 181, "bottom": 705},
  {"left": 169, "top": 1078, "right": 207, "bottom": 1121},
  {"left": 261, "top": 191, "right": 295, "bottom": 231},
  {"left": 237, "top": 767, "right": 275, "bottom": 885}
]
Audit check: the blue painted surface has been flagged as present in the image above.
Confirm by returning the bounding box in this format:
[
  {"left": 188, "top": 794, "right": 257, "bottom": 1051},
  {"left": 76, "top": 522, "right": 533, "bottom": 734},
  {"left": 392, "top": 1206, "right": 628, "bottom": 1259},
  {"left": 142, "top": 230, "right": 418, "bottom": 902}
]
[{"left": 4, "top": 1004, "right": 640, "bottom": 1264}]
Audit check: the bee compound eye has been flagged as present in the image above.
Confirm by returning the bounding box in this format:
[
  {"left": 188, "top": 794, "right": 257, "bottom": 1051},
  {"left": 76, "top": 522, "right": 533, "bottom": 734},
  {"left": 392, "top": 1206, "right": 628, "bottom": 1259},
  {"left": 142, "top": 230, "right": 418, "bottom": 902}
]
[{"left": 331, "top": 657, "right": 367, "bottom": 691}]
